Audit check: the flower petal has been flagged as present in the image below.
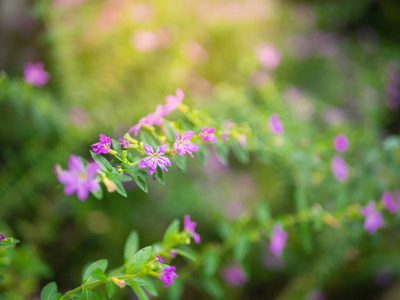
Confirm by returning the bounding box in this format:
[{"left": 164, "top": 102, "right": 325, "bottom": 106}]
[
  {"left": 68, "top": 155, "right": 84, "bottom": 173},
  {"left": 143, "top": 144, "right": 154, "bottom": 155},
  {"left": 157, "top": 144, "right": 170, "bottom": 155},
  {"left": 182, "top": 130, "right": 194, "bottom": 141}
]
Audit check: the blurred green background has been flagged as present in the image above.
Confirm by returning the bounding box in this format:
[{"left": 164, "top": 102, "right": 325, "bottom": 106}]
[{"left": 1, "top": 0, "right": 400, "bottom": 299}]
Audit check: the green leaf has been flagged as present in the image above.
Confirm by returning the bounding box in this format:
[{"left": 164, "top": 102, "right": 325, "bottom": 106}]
[
  {"left": 90, "top": 151, "right": 113, "bottom": 172},
  {"left": 106, "top": 282, "right": 116, "bottom": 299},
  {"left": 122, "top": 165, "right": 148, "bottom": 177},
  {"left": 215, "top": 141, "right": 229, "bottom": 164},
  {"left": 126, "top": 246, "right": 152, "bottom": 274},
  {"left": 106, "top": 172, "right": 131, "bottom": 182},
  {"left": 155, "top": 167, "right": 165, "bottom": 184},
  {"left": 142, "top": 278, "right": 158, "bottom": 297},
  {"left": 172, "top": 155, "right": 187, "bottom": 173},
  {"left": 231, "top": 141, "right": 249, "bottom": 164},
  {"left": 124, "top": 231, "right": 139, "bottom": 263},
  {"left": 113, "top": 180, "right": 127, "bottom": 197},
  {"left": 194, "top": 144, "right": 209, "bottom": 165},
  {"left": 233, "top": 234, "right": 250, "bottom": 262},
  {"left": 111, "top": 138, "right": 123, "bottom": 158},
  {"left": 172, "top": 247, "right": 197, "bottom": 261},
  {"left": 203, "top": 251, "right": 220, "bottom": 276},
  {"left": 131, "top": 277, "right": 148, "bottom": 286},
  {"left": 81, "top": 288, "right": 93, "bottom": 300},
  {"left": 166, "top": 277, "right": 183, "bottom": 300},
  {"left": 127, "top": 279, "right": 149, "bottom": 300},
  {"left": 139, "top": 131, "right": 158, "bottom": 149},
  {"left": 163, "top": 219, "right": 180, "bottom": 246},
  {"left": 130, "top": 174, "right": 148, "bottom": 193},
  {"left": 256, "top": 201, "right": 270, "bottom": 223},
  {"left": 202, "top": 277, "right": 224, "bottom": 299},
  {"left": 41, "top": 282, "right": 57, "bottom": 300},
  {"left": 83, "top": 259, "right": 108, "bottom": 282},
  {"left": 91, "top": 268, "right": 107, "bottom": 281}
]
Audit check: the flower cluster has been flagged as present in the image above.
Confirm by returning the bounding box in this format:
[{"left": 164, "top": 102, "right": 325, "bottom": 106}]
[
  {"left": 159, "top": 266, "right": 178, "bottom": 288},
  {"left": 128, "top": 88, "right": 184, "bottom": 136},
  {"left": 91, "top": 134, "right": 111, "bottom": 155}
]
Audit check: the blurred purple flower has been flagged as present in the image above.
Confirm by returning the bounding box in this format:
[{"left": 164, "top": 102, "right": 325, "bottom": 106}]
[
  {"left": 170, "top": 250, "right": 177, "bottom": 258},
  {"left": 199, "top": 127, "right": 217, "bottom": 143},
  {"left": 322, "top": 107, "right": 346, "bottom": 125},
  {"left": 0, "top": 233, "right": 5, "bottom": 242},
  {"left": 221, "top": 132, "right": 229, "bottom": 142},
  {"left": 255, "top": 44, "right": 281, "bottom": 70},
  {"left": 23, "top": 62, "right": 49, "bottom": 87},
  {"left": 181, "top": 40, "right": 208, "bottom": 65},
  {"left": 164, "top": 88, "right": 184, "bottom": 114},
  {"left": 382, "top": 192, "right": 397, "bottom": 214},
  {"left": 159, "top": 266, "right": 178, "bottom": 288},
  {"left": 268, "top": 114, "right": 283, "bottom": 135},
  {"left": 150, "top": 104, "right": 165, "bottom": 126},
  {"left": 174, "top": 131, "right": 199, "bottom": 157},
  {"left": 138, "top": 144, "right": 171, "bottom": 176},
  {"left": 221, "top": 263, "right": 247, "bottom": 287},
  {"left": 119, "top": 139, "right": 129, "bottom": 149},
  {"left": 184, "top": 215, "right": 200, "bottom": 244},
  {"left": 270, "top": 224, "right": 288, "bottom": 257},
  {"left": 238, "top": 134, "right": 247, "bottom": 146},
  {"left": 333, "top": 134, "right": 348, "bottom": 153},
  {"left": 57, "top": 155, "right": 100, "bottom": 201},
  {"left": 91, "top": 134, "right": 111, "bottom": 155},
  {"left": 331, "top": 155, "right": 348, "bottom": 182},
  {"left": 361, "top": 201, "right": 384, "bottom": 235},
  {"left": 262, "top": 248, "right": 285, "bottom": 271},
  {"left": 128, "top": 114, "right": 154, "bottom": 136},
  {"left": 312, "top": 32, "right": 339, "bottom": 58}
]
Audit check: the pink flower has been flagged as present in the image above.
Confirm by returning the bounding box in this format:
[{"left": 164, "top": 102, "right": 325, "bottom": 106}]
[
  {"left": 333, "top": 134, "right": 349, "bottom": 153},
  {"left": 23, "top": 62, "right": 49, "bottom": 87},
  {"left": 164, "top": 88, "right": 184, "bottom": 115},
  {"left": 138, "top": 144, "right": 171, "bottom": 175},
  {"left": 255, "top": 44, "right": 281, "bottom": 70},
  {"left": 57, "top": 155, "right": 100, "bottom": 201},
  {"left": 119, "top": 139, "right": 129, "bottom": 149},
  {"left": 238, "top": 134, "right": 247, "bottom": 146},
  {"left": 221, "top": 263, "right": 247, "bottom": 287},
  {"left": 382, "top": 192, "right": 397, "bottom": 213},
  {"left": 184, "top": 215, "right": 200, "bottom": 244},
  {"left": 159, "top": 266, "right": 178, "bottom": 288},
  {"left": 131, "top": 30, "right": 161, "bottom": 52},
  {"left": 361, "top": 201, "right": 384, "bottom": 234},
  {"left": 270, "top": 224, "right": 288, "bottom": 257},
  {"left": 199, "top": 127, "right": 216, "bottom": 143},
  {"left": 268, "top": 114, "right": 283, "bottom": 135},
  {"left": 150, "top": 104, "right": 166, "bottom": 126},
  {"left": 174, "top": 131, "right": 199, "bottom": 157},
  {"left": 91, "top": 134, "right": 111, "bottom": 155},
  {"left": 128, "top": 114, "right": 154, "bottom": 136},
  {"left": 331, "top": 155, "right": 349, "bottom": 182}
]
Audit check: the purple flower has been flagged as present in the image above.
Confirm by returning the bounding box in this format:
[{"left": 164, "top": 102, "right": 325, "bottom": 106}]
[
  {"left": 221, "top": 132, "right": 229, "bottom": 142},
  {"left": 23, "top": 62, "right": 49, "bottom": 87},
  {"left": 57, "top": 155, "right": 100, "bottom": 201},
  {"left": 119, "top": 139, "right": 129, "bottom": 149},
  {"left": 382, "top": 192, "right": 397, "bottom": 213},
  {"left": 138, "top": 144, "right": 171, "bottom": 175},
  {"left": 268, "top": 114, "right": 283, "bottom": 135},
  {"left": 150, "top": 104, "right": 166, "bottom": 126},
  {"left": 199, "top": 127, "right": 216, "bottom": 143},
  {"left": 156, "top": 255, "right": 165, "bottom": 264},
  {"left": 221, "top": 263, "right": 247, "bottom": 287},
  {"left": 159, "top": 266, "right": 178, "bottom": 288},
  {"left": 0, "top": 233, "right": 5, "bottom": 242},
  {"left": 184, "top": 215, "right": 200, "bottom": 243},
  {"left": 174, "top": 131, "right": 199, "bottom": 157},
  {"left": 170, "top": 250, "right": 177, "bottom": 258},
  {"left": 164, "top": 88, "right": 184, "bottom": 114},
  {"left": 270, "top": 224, "right": 288, "bottom": 257},
  {"left": 361, "top": 201, "right": 384, "bottom": 234},
  {"left": 331, "top": 155, "right": 349, "bottom": 182},
  {"left": 333, "top": 134, "right": 348, "bottom": 153},
  {"left": 91, "top": 134, "right": 111, "bottom": 155}
]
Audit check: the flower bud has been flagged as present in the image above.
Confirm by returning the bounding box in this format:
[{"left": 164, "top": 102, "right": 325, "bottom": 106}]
[
  {"left": 111, "top": 277, "right": 126, "bottom": 288},
  {"left": 103, "top": 177, "right": 116, "bottom": 192}
]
